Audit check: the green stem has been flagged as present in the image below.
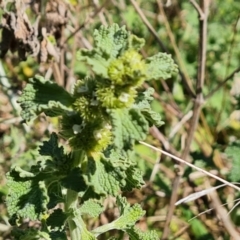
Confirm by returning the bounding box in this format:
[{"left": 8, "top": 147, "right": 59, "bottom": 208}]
[
  {"left": 71, "top": 150, "right": 86, "bottom": 168},
  {"left": 66, "top": 189, "right": 81, "bottom": 240},
  {"left": 92, "top": 222, "right": 116, "bottom": 237},
  {"left": 68, "top": 216, "right": 82, "bottom": 240},
  {"left": 65, "top": 189, "right": 78, "bottom": 213},
  {"left": 65, "top": 151, "right": 96, "bottom": 240},
  {"left": 65, "top": 149, "right": 85, "bottom": 240}
]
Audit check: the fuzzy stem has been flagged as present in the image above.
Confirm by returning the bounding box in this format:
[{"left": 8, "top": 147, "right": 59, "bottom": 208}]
[
  {"left": 92, "top": 220, "right": 118, "bottom": 237},
  {"left": 71, "top": 150, "right": 86, "bottom": 168},
  {"left": 65, "top": 149, "right": 84, "bottom": 240},
  {"left": 65, "top": 150, "right": 93, "bottom": 240},
  {"left": 66, "top": 189, "right": 81, "bottom": 240}
]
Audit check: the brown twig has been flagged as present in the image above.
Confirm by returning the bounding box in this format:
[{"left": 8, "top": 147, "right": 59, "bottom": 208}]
[
  {"left": 161, "top": 1, "right": 210, "bottom": 239},
  {"left": 130, "top": 0, "right": 167, "bottom": 51},
  {"left": 52, "top": 62, "right": 63, "bottom": 86},
  {"left": 171, "top": 224, "right": 190, "bottom": 240},
  {"left": 207, "top": 181, "right": 240, "bottom": 239},
  {"left": 140, "top": 141, "right": 240, "bottom": 192},
  {"left": 189, "top": 0, "right": 204, "bottom": 19},
  {"left": 150, "top": 126, "right": 181, "bottom": 158},
  {"left": 205, "top": 66, "right": 240, "bottom": 100},
  {"left": 92, "top": 0, "right": 108, "bottom": 26},
  {"left": 168, "top": 111, "right": 193, "bottom": 139}
]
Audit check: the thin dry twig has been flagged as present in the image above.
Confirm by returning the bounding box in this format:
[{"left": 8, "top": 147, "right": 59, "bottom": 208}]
[
  {"left": 175, "top": 184, "right": 226, "bottom": 205},
  {"left": 92, "top": 0, "right": 108, "bottom": 26},
  {"left": 189, "top": 0, "right": 205, "bottom": 19},
  {"left": 227, "top": 199, "right": 240, "bottom": 216},
  {"left": 188, "top": 197, "right": 240, "bottom": 222},
  {"left": 130, "top": 0, "right": 166, "bottom": 51},
  {"left": 169, "top": 110, "right": 193, "bottom": 139},
  {"left": 207, "top": 181, "right": 240, "bottom": 239},
  {"left": 141, "top": 141, "right": 240, "bottom": 236},
  {"left": 161, "top": 1, "right": 210, "bottom": 238},
  {"left": 171, "top": 224, "right": 190, "bottom": 240},
  {"left": 139, "top": 141, "right": 240, "bottom": 192},
  {"left": 205, "top": 66, "right": 240, "bottom": 100},
  {"left": 149, "top": 126, "right": 181, "bottom": 158},
  {"left": 52, "top": 62, "right": 64, "bottom": 86}
]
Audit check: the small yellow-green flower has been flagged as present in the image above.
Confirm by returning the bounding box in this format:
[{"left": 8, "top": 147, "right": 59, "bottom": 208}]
[
  {"left": 69, "top": 120, "right": 112, "bottom": 156},
  {"left": 96, "top": 84, "right": 136, "bottom": 109},
  {"left": 107, "top": 50, "right": 146, "bottom": 87}
]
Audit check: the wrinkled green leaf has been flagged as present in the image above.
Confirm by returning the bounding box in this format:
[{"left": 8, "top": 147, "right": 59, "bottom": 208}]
[
  {"left": 6, "top": 167, "right": 49, "bottom": 223},
  {"left": 92, "top": 196, "right": 146, "bottom": 236},
  {"left": 18, "top": 75, "right": 74, "bottom": 121},
  {"left": 146, "top": 52, "right": 178, "bottom": 80},
  {"left": 11, "top": 228, "right": 51, "bottom": 240},
  {"left": 46, "top": 209, "right": 67, "bottom": 230},
  {"left": 79, "top": 199, "right": 104, "bottom": 217},
  {"left": 85, "top": 157, "right": 121, "bottom": 196},
  {"left": 134, "top": 88, "right": 164, "bottom": 126},
  {"left": 127, "top": 226, "right": 159, "bottom": 240},
  {"left": 77, "top": 24, "right": 145, "bottom": 77},
  {"left": 61, "top": 167, "right": 87, "bottom": 192},
  {"left": 110, "top": 108, "right": 149, "bottom": 151}
]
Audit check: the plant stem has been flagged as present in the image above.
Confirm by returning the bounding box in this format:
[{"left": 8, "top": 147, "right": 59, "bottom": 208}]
[
  {"left": 161, "top": 0, "right": 210, "bottom": 238},
  {"left": 68, "top": 217, "right": 82, "bottom": 240},
  {"left": 65, "top": 150, "right": 83, "bottom": 239},
  {"left": 65, "top": 151, "right": 96, "bottom": 240},
  {"left": 66, "top": 189, "right": 81, "bottom": 240},
  {"left": 71, "top": 150, "right": 86, "bottom": 168},
  {"left": 92, "top": 221, "right": 117, "bottom": 237}
]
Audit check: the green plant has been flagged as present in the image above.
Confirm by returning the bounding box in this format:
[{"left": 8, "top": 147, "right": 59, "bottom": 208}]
[{"left": 6, "top": 24, "right": 177, "bottom": 239}]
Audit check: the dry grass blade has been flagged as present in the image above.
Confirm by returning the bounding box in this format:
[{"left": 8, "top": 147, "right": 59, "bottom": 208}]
[
  {"left": 227, "top": 199, "right": 240, "bottom": 216},
  {"left": 187, "top": 198, "right": 240, "bottom": 222},
  {"left": 139, "top": 141, "right": 240, "bottom": 192},
  {"left": 175, "top": 184, "right": 226, "bottom": 205}
]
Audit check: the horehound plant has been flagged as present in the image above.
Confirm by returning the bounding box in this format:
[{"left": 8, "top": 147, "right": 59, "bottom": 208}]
[{"left": 6, "top": 24, "right": 177, "bottom": 240}]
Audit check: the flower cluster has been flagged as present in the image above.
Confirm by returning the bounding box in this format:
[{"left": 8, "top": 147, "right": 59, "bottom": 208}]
[{"left": 61, "top": 49, "right": 148, "bottom": 156}]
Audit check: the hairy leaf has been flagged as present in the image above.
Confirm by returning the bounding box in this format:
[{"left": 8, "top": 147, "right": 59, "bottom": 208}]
[
  {"left": 85, "top": 153, "right": 144, "bottom": 196},
  {"left": 134, "top": 88, "right": 164, "bottom": 126},
  {"left": 18, "top": 75, "right": 74, "bottom": 121},
  {"left": 39, "top": 133, "right": 64, "bottom": 158},
  {"left": 39, "top": 133, "right": 72, "bottom": 172},
  {"left": 85, "top": 157, "right": 121, "bottom": 196},
  {"left": 77, "top": 24, "right": 145, "bottom": 77},
  {"left": 49, "top": 231, "right": 68, "bottom": 240},
  {"left": 61, "top": 168, "right": 87, "bottom": 192},
  {"left": 46, "top": 209, "right": 67, "bottom": 230},
  {"left": 126, "top": 226, "right": 159, "bottom": 240},
  {"left": 92, "top": 196, "right": 146, "bottom": 236},
  {"left": 11, "top": 228, "right": 51, "bottom": 240},
  {"left": 109, "top": 151, "right": 145, "bottom": 191},
  {"left": 146, "top": 52, "right": 178, "bottom": 80},
  {"left": 6, "top": 167, "right": 49, "bottom": 223},
  {"left": 79, "top": 199, "right": 104, "bottom": 217},
  {"left": 110, "top": 108, "right": 148, "bottom": 151},
  {"left": 114, "top": 196, "right": 145, "bottom": 229}
]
